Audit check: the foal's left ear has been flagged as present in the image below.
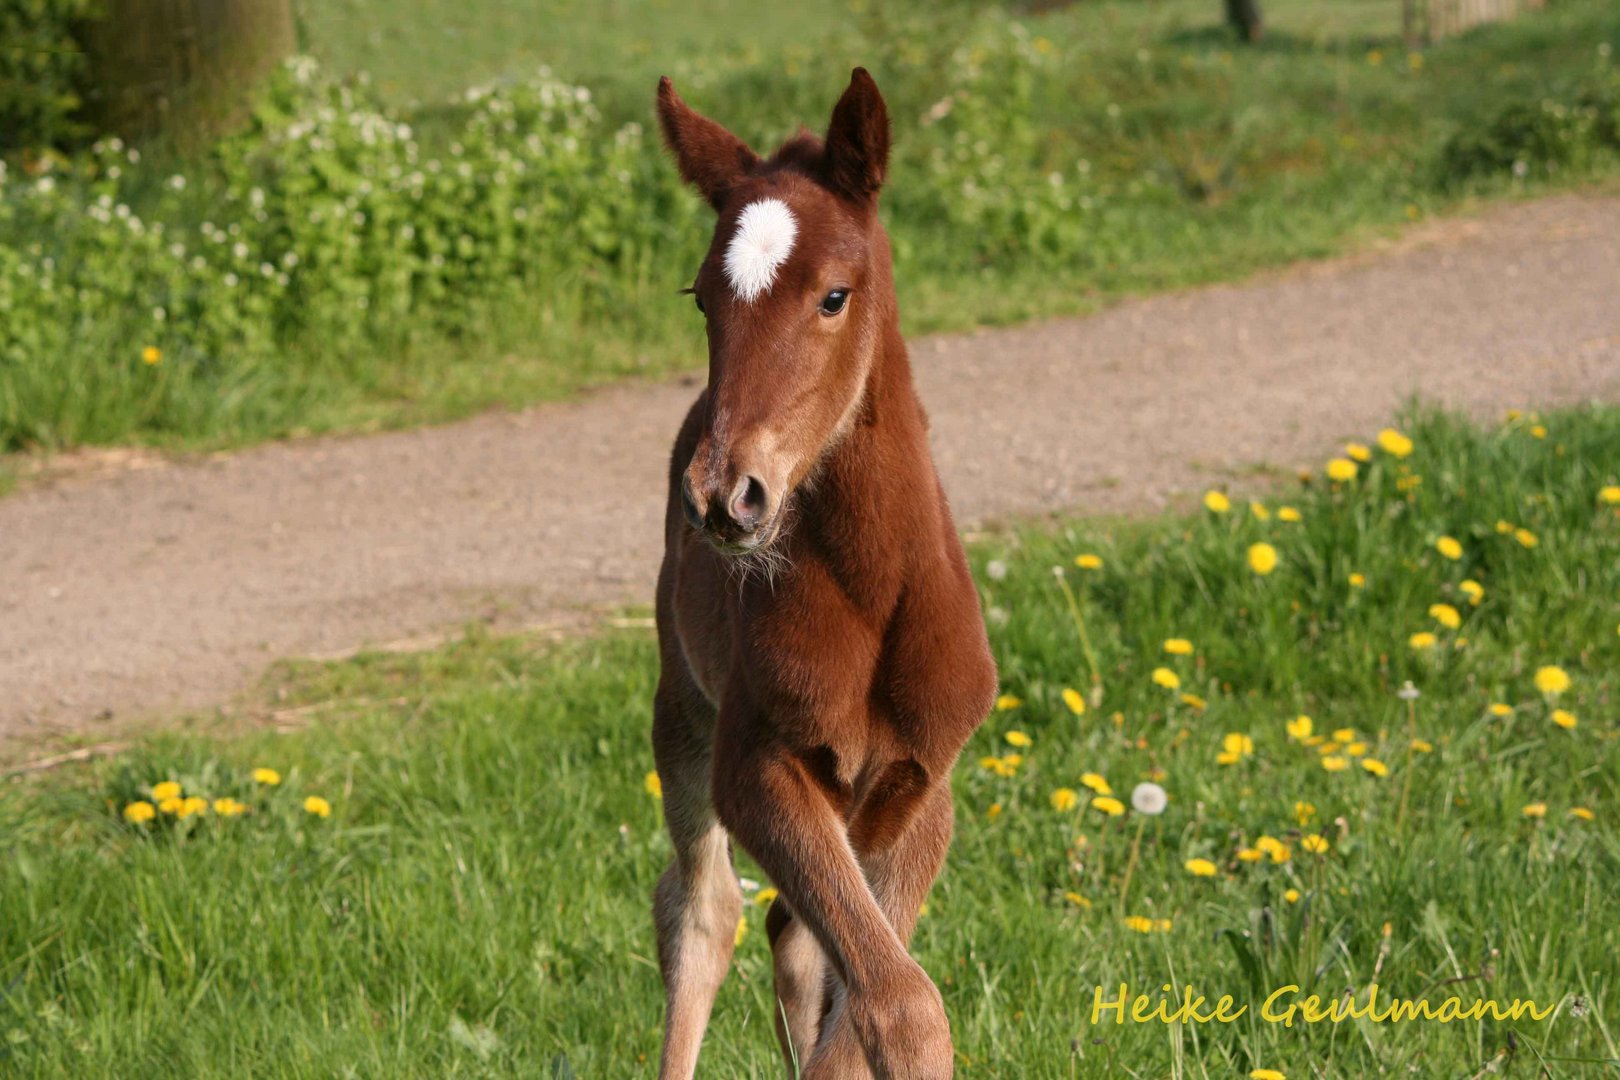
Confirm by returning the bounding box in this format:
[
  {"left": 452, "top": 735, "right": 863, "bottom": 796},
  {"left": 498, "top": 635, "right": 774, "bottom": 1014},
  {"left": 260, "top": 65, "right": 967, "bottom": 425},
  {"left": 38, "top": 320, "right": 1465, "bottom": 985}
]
[{"left": 824, "top": 67, "right": 890, "bottom": 200}]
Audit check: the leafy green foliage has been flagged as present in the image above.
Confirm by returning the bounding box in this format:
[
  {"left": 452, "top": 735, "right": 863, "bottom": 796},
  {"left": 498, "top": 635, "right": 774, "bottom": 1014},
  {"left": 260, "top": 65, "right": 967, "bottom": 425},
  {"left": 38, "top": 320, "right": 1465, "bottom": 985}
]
[
  {"left": 1437, "top": 54, "right": 1620, "bottom": 184},
  {"left": 0, "top": 0, "right": 97, "bottom": 152},
  {"left": 1, "top": 0, "right": 1618, "bottom": 453}
]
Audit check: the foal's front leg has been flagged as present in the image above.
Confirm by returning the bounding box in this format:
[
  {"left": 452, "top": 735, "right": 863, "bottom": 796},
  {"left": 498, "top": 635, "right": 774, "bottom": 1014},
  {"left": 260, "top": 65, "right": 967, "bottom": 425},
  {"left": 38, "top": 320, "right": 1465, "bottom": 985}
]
[
  {"left": 713, "top": 721, "right": 953, "bottom": 1080},
  {"left": 652, "top": 680, "right": 742, "bottom": 1080}
]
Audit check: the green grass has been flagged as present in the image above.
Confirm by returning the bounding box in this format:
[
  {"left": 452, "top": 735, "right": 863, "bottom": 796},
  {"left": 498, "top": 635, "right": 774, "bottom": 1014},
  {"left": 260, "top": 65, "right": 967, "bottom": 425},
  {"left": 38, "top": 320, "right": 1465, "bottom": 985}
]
[
  {"left": 4, "top": 405, "right": 1618, "bottom": 1076},
  {"left": 4, "top": 0, "right": 1619, "bottom": 455}
]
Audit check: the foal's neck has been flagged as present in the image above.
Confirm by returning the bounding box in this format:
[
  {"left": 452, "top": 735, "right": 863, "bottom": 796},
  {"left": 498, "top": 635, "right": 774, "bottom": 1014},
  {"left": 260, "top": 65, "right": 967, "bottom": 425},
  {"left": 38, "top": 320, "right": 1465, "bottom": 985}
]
[{"left": 800, "top": 320, "right": 940, "bottom": 572}]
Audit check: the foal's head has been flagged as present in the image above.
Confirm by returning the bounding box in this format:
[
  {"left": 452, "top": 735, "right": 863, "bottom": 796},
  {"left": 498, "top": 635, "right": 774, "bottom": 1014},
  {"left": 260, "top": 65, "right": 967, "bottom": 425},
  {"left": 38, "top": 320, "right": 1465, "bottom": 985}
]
[{"left": 658, "top": 69, "right": 894, "bottom": 553}]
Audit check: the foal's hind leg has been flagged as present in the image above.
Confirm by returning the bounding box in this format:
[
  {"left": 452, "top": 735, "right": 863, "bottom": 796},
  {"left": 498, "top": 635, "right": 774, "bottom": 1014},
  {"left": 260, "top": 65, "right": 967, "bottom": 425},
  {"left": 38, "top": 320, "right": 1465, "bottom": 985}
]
[
  {"left": 806, "top": 781, "right": 956, "bottom": 1078},
  {"left": 652, "top": 678, "right": 741, "bottom": 1080},
  {"left": 765, "top": 897, "right": 830, "bottom": 1073}
]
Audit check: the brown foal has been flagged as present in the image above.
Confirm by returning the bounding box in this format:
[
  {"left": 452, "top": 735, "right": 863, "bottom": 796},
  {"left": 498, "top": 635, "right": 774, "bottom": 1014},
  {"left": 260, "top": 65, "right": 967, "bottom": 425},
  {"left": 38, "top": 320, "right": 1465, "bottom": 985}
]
[{"left": 650, "top": 69, "right": 997, "bottom": 1079}]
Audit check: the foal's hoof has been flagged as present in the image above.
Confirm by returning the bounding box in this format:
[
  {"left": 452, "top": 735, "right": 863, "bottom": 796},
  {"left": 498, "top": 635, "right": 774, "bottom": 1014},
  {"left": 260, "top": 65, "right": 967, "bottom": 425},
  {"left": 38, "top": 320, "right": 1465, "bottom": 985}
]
[{"left": 851, "top": 966, "right": 953, "bottom": 1079}]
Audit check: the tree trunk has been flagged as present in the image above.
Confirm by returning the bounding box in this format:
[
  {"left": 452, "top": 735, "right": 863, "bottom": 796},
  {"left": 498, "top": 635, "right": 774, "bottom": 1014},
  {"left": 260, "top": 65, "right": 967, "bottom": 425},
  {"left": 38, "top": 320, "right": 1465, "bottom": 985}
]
[
  {"left": 76, "top": 0, "right": 296, "bottom": 151},
  {"left": 1223, "top": 0, "right": 1264, "bottom": 42}
]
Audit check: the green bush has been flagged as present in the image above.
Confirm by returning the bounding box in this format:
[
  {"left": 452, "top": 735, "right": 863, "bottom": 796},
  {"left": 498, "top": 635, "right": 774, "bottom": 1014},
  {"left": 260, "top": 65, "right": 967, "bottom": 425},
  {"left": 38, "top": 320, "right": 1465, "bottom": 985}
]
[
  {"left": 1436, "top": 53, "right": 1620, "bottom": 184},
  {"left": 0, "top": 57, "right": 703, "bottom": 447},
  {"left": 0, "top": 0, "right": 97, "bottom": 152}
]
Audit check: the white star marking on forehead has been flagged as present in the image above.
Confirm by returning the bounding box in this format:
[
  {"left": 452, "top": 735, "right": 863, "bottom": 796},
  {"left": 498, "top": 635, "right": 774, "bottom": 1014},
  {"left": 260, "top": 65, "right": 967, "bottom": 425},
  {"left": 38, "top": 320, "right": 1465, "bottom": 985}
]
[{"left": 724, "top": 198, "right": 798, "bottom": 303}]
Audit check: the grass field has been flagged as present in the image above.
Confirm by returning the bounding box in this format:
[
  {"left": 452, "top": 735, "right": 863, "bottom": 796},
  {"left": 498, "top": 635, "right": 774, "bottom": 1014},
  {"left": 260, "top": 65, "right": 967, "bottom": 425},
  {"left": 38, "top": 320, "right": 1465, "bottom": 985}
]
[
  {"left": 3, "top": 0, "right": 1618, "bottom": 453},
  {"left": 3, "top": 405, "right": 1617, "bottom": 1076}
]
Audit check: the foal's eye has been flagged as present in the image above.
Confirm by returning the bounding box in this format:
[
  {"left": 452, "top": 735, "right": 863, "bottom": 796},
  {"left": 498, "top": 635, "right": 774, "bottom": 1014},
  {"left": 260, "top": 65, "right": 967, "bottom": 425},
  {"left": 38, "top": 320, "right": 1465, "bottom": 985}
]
[
  {"left": 819, "top": 289, "right": 849, "bottom": 316},
  {"left": 693, "top": 293, "right": 705, "bottom": 314}
]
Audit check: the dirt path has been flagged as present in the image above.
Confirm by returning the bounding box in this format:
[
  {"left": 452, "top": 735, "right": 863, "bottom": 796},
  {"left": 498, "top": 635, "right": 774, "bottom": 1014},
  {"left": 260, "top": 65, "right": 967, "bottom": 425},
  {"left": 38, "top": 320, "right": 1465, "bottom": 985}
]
[{"left": 4, "top": 194, "right": 1619, "bottom": 746}]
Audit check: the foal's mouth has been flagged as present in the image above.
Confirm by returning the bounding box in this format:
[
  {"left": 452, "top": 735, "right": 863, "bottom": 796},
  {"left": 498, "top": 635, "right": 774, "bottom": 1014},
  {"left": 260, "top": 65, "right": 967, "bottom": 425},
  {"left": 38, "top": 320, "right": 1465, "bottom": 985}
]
[{"left": 703, "top": 511, "right": 784, "bottom": 557}]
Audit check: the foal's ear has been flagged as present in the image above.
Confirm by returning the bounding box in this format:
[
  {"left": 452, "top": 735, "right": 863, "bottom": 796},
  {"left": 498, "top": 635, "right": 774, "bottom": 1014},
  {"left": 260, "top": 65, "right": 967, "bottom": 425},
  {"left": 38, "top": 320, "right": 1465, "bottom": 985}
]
[
  {"left": 824, "top": 67, "right": 890, "bottom": 200},
  {"left": 656, "top": 76, "right": 760, "bottom": 211}
]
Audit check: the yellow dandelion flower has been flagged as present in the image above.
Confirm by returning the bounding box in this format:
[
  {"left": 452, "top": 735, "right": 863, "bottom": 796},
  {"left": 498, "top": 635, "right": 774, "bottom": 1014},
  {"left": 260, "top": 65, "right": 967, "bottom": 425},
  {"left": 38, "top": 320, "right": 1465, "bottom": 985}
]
[
  {"left": 1361, "top": 758, "right": 1389, "bottom": 777},
  {"left": 1091, "top": 796, "right": 1125, "bottom": 817},
  {"left": 1247, "top": 542, "right": 1278, "bottom": 575},
  {"left": 1551, "top": 709, "right": 1577, "bottom": 730},
  {"left": 1530, "top": 424, "right": 1547, "bottom": 439},
  {"left": 251, "top": 768, "right": 281, "bottom": 786},
  {"left": 1494, "top": 519, "right": 1514, "bottom": 534},
  {"left": 644, "top": 771, "right": 663, "bottom": 799},
  {"left": 1163, "top": 638, "right": 1194, "bottom": 656},
  {"left": 1257, "top": 836, "right": 1290, "bottom": 863},
  {"left": 1348, "top": 572, "right": 1366, "bottom": 587},
  {"left": 1345, "top": 741, "right": 1368, "bottom": 757},
  {"left": 755, "top": 887, "right": 779, "bottom": 907},
  {"left": 1599, "top": 485, "right": 1620, "bottom": 505},
  {"left": 1333, "top": 727, "right": 1356, "bottom": 743},
  {"left": 1534, "top": 666, "right": 1571, "bottom": 695},
  {"left": 1250, "top": 501, "right": 1271, "bottom": 521},
  {"left": 1185, "top": 858, "right": 1218, "bottom": 877},
  {"left": 1064, "top": 891, "right": 1092, "bottom": 908},
  {"left": 1321, "top": 755, "right": 1349, "bottom": 772},
  {"left": 1294, "top": 801, "right": 1316, "bottom": 825},
  {"left": 1301, "top": 835, "right": 1329, "bottom": 854},
  {"left": 1346, "top": 442, "right": 1372, "bottom": 463},
  {"left": 735, "top": 916, "right": 749, "bottom": 947},
  {"left": 1569, "top": 807, "right": 1594, "bottom": 821},
  {"left": 1429, "top": 603, "right": 1461, "bottom": 629},
  {"left": 1377, "top": 428, "right": 1414, "bottom": 458},
  {"left": 1488, "top": 702, "right": 1513, "bottom": 717},
  {"left": 1075, "top": 553, "right": 1103, "bottom": 570},
  {"left": 1410, "top": 738, "right": 1433, "bottom": 753},
  {"left": 1252, "top": 1069, "right": 1288, "bottom": 1080},
  {"left": 211, "top": 797, "right": 247, "bottom": 817},
  {"left": 303, "top": 796, "right": 332, "bottom": 818},
  {"left": 178, "top": 796, "right": 208, "bottom": 818},
  {"left": 1204, "top": 490, "right": 1231, "bottom": 513},
  {"left": 1223, "top": 732, "right": 1254, "bottom": 756},
  {"left": 1050, "top": 787, "right": 1078, "bottom": 812},
  {"left": 1153, "top": 918, "right": 1172, "bottom": 932},
  {"left": 986, "top": 802, "right": 1002, "bottom": 821},
  {"left": 1459, "top": 579, "right": 1484, "bottom": 605},
  {"left": 1180, "top": 692, "right": 1207, "bottom": 710},
  {"left": 1061, "top": 688, "right": 1087, "bottom": 716},
  {"left": 1326, "top": 458, "right": 1358, "bottom": 482},
  {"left": 123, "top": 801, "right": 156, "bottom": 824},
  {"left": 1005, "top": 730, "right": 1032, "bottom": 748},
  {"left": 1282, "top": 889, "right": 1301, "bottom": 905},
  {"left": 1151, "top": 667, "right": 1181, "bottom": 690},
  {"left": 995, "top": 694, "right": 1022, "bottom": 711},
  {"left": 1236, "top": 847, "right": 1263, "bottom": 863},
  {"left": 158, "top": 796, "right": 184, "bottom": 815},
  {"left": 151, "top": 781, "right": 181, "bottom": 801},
  {"left": 1215, "top": 751, "right": 1239, "bottom": 765},
  {"left": 1286, "top": 714, "right": 1313, "bottom": 740},
  {"left": 1277, "top": 506, "right": 1302, "bottom": 523},
  {"left": 1435, "top": 536, "right": 1463, "bottom": 561},
  {"left": 1513, "top": 528, "right": 1538, "bottom": 548},
  {"left": 1522, "top": 803, "right": 1547, "bottom": 818},
  {"left": 1080, "top": 773, "right": 1112, "bottom": 795},
  {"left": 1409, "top": 631, "right": 1437, "bottom": 650},
  {"left": 1124, "top": 915, "right": 1154, "bottom": 933},
  {"left": 141, "top": 346, "right": 162, "bottom": 365}
]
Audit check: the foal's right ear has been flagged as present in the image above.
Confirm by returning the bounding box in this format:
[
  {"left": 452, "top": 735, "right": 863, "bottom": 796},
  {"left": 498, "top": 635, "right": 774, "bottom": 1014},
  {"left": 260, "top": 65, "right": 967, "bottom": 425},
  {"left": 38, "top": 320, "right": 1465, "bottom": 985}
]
[{"left": 656, "top": 77, "right": 760, "bottom": 211}]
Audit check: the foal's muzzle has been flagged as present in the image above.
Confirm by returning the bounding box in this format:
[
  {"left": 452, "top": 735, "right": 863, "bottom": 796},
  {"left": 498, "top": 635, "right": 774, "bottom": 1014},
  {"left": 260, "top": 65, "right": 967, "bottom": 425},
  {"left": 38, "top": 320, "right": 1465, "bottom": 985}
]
[{"left": 681, "top": 471, "right": 772, "bottom": 549}]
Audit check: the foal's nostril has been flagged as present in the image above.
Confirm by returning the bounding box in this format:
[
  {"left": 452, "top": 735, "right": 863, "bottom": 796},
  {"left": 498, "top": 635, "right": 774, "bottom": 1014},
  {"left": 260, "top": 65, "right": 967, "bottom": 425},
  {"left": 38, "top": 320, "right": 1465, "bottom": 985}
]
[{"left": 729, "top": 475, "right": 769, "bottom": 532}]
